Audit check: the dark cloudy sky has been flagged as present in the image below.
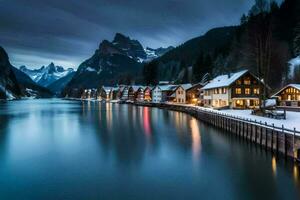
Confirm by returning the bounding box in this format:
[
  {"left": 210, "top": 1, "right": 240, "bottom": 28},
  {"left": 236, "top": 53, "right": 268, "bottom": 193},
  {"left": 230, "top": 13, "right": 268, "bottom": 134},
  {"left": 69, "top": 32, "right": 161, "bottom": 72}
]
[{"left": 0, "top": 0, "right": 258, "bottom": 69}]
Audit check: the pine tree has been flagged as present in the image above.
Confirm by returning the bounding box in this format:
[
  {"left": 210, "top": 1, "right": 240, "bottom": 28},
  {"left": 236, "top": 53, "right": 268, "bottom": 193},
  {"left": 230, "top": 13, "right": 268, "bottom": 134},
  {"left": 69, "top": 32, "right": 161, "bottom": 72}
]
[
  {"left": 192, "top": 52, "right": 204, "bottom": 82},
  {"left": 294, "top": 22, "right": 300, "bottom": 56},
  {"left": 240, "top": 14, "right": 248, "bottom": 25},
  {"left": 143, "top": 61, "right": 158, "bottom": 85},
  {"left": 182, "top": 66, "right": 189, "bottom": 83}
]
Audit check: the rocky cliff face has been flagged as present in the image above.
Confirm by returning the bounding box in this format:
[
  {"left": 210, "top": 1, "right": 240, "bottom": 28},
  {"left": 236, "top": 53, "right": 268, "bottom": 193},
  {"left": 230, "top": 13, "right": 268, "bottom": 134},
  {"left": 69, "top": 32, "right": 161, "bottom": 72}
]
[
  {"left": 65, "top": 33, "right": 146, "bottom": 91},
  {"left": 63, "top": 33, "right": 174, "bottom": 96},
  {"left": 0, "top": 46, "right": 22, "bottom": 99}
]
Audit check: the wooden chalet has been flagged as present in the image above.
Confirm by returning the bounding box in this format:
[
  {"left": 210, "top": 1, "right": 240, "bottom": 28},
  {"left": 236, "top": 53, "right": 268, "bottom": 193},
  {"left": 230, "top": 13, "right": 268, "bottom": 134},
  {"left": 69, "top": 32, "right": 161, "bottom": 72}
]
[
  {"left": 272, "top": 84, "right": 300, "bottom": 108},
  {"left": 128, "top": 86, "right": 143, "bottom": 101},
  {"left": 173, "top": 84, "right": 192, "bottom": 104},
  {"left": 186, "top": 83, "right": 204, "bottom": 105},
  {"left": 202, "top": 70, "right": 265, "bottom": 109},
  {"left": 144, "top": 86, "right": 154, "bottom": 102}
]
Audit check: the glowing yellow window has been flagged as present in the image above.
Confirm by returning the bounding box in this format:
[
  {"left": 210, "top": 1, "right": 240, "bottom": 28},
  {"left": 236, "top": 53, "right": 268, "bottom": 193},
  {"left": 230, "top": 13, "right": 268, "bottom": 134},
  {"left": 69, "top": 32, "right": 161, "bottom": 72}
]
[
  {"left": 245, "top": 88, "right": 251, "bottom": 95},
  {"left": 244, "top": 77, "right": 251, "bottom": 85},
  {"left": 235, "top": 88, "right": 242, "bottom": 94},
  {"left": 253, "top": 88, "right": 260, "bottom": 95}
]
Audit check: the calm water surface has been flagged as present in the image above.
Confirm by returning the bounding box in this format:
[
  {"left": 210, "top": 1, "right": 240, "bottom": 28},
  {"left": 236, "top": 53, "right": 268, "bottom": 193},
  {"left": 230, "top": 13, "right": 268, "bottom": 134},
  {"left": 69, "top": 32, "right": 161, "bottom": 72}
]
[{"left": 0, "top": 99, "right": 299, "bottom": 200}]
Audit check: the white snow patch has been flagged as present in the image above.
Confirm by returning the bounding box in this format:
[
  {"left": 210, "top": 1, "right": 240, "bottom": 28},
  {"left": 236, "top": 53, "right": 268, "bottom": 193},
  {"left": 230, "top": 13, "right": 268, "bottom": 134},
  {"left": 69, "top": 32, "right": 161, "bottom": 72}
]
[
  {"left": 137, "top": 57, "right": 145, "bottom": 63},
  {"left": 264, "top": 99, "right": 277, "bottom": 107},
  {"left": 85, "top": 67, "right": 97, "bottom": 72},
  {"left": 202, "top": 70, "right": 248, "bottom": 90}
]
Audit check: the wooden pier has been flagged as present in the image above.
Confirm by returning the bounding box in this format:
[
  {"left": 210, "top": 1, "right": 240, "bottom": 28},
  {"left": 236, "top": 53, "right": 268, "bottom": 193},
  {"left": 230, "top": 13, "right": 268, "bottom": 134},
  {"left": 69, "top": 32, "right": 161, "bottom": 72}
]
[{"left": 131, "top": 101, "right": 300, "bottom": 162}]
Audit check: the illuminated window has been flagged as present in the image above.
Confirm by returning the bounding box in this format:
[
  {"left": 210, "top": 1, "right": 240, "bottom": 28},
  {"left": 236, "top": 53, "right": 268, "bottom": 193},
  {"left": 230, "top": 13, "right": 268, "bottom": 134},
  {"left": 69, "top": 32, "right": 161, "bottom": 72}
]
[
  {"left": 253, "top": 88, "right": 260, "bottom": 95},
  {"left": 223, "top": 88, "right": 227, "bottom": 94},
  {"left": 245, "top": 88, "right": 251, "bottom": 95},
  {"left": 236, "top": 80, "right": 242, "bottom": 85},
  {"left": 235, "top": 88, "right": 242, "bottom": 94},
  {"left": 236, "top": 100, "right": 244, "bottom": 107},
  {"left": 244, "top": 77, "right": 251, "bottom": 85}
]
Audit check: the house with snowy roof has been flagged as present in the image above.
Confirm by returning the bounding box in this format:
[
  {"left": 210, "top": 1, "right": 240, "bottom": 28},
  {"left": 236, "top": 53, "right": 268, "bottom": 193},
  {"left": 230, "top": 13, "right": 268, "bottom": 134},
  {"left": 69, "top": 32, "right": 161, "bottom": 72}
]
[
  {"left": 128, "top": 85, "right": 144, "bottom": 101},
  {"left": 272, "top": 84, "right": 300, "bottom": 108},
  {"left": 98, "top": 86, "right": 113, "bottom": 100},
  {"left": 202, "top": 70, "right": 265, "bottom": 109},
  {"left": 186, "top": 83, "right": 205, "bottom": 105},
  {"left": 136, "top": 86, "right": 147, "bottom": 102},
  {"left": 143, "top": 86, "right": 154, "bottom": 102},
  {"left": 120, "top": 85, "right": 129, "bottom": 100},
  {"left": 152, "top": 84, "right": 177, "bottom": 103},
  {"left": 173, "top": 84, "right": 193, "bottom": 104}
]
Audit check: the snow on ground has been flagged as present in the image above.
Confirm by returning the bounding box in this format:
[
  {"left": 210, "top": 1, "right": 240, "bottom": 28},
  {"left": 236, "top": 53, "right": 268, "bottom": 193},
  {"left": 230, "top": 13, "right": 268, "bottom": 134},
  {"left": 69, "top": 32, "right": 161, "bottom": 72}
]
[
  {"left": 220, "top": 109, "right": 300, "bottom": 131},
  {"left": 168, "top": 103, "right": 300, "bottom": 133}
]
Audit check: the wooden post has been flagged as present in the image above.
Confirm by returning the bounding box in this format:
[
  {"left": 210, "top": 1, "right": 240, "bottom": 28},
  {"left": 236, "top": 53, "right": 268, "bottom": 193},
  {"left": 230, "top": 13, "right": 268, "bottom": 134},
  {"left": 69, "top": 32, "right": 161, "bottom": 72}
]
[
  {"left": 276, "top": 129, "right": 279, "bottom": 154},
  {"left": 246, "top": 120, "right": 248, "bottom": 139},
  {"left": 255, "top": 120, "right": 257, "bottom": 143},
  {"left": 250, "top": 121, "right": 253, "bottom": 141},
  {"left": 283, "top": 125, "right": 287, "bottom": 157},
  {"left": 271, "top": 123, "right": 274, "bottom": 152},
  {"left": 260, "top": 121, "right": 263, "bottom": 145},
  {"left": 293, "top": 128, "right": 296, "bottom": 160},
  {"left": 284, "top": 132, "right": 287, "bottom": 157},
  {"left": 265, "top": 122, "right": 268, "bottom": 148}
]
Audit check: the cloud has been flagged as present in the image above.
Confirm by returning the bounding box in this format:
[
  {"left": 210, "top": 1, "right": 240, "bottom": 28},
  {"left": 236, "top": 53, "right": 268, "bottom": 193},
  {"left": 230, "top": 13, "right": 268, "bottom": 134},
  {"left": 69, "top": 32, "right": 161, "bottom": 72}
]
[{"left": 0, "top": 0, "right": 256, "bottom": 69}]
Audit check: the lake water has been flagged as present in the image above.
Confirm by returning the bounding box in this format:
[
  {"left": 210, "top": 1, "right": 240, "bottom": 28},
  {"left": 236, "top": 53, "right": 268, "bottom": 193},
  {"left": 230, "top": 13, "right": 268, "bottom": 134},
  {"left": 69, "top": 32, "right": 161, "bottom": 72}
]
[{"left": 0, "top": 99, "right": 299, "bottom": 200}]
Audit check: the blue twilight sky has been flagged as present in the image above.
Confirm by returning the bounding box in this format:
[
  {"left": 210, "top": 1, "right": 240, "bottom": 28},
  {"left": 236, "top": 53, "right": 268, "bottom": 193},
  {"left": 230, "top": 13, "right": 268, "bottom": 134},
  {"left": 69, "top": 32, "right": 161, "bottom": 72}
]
[{"left": 0, "top": 0, "right": 280, "bottom": 69}]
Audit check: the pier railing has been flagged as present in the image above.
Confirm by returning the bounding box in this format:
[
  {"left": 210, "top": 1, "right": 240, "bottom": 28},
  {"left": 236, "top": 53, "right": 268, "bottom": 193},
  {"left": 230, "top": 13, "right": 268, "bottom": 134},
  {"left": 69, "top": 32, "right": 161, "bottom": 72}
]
[{"left": 135, "top": 102, "right": 300, "bottom": 161}]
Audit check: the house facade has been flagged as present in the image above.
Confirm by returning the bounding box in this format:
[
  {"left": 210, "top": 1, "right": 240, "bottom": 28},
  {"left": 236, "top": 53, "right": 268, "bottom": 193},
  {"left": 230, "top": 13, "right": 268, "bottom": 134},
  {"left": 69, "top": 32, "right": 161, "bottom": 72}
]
[
  {"left": 202, "top": 70, "right": 264, "bottom": 109},
  {"left": 144, "top": 86, "right": 153, "bottom": 102},
  {"left": 110, "top": 87, "right": 120, "bottom": 100},
  {"left": 98, "top": 86, "right": 112, "bottom": 100},
  {"left": 186, "top": 83, "right": 204, "bottom": 105},
  {"left": 136, "top": 86, "right": 146, "bottom": 102},
  {"left": 121, "top": 86, "right": 129, "bottom": 100},
  {"left": 128, "top": 86, "right": 142, "bottom": 101},
  {"left": 152, "top": 85, "right": 177, "bottom": 103},
  {"left": 174, "top": 84, "right": 192, "bottom": 104},
  {"left": 272, "top": 84, "right": 300, "bottom": 107}
]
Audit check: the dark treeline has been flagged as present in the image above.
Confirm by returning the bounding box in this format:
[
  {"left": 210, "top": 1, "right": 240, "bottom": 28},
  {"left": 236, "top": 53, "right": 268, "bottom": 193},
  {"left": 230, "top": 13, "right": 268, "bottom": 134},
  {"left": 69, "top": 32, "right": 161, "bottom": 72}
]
[{"left": 143, "top": 0, "right": 300, "bottom": 92}]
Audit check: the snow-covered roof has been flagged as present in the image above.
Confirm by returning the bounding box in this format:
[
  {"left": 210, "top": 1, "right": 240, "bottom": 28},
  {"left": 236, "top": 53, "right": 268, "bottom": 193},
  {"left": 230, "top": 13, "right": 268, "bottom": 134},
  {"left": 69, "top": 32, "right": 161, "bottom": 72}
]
[
  {"left": 102, "top": 86, "right": 113, "bottom": 93},
  {"left": 144, "top": 86, "right": 154, "bottom": 91},
  {"left": 272, "top": 84, "right": 300, "bottom": 97},
  {"left": 202, "top": 70, "right": 248, "bottom": 90},
  {"left": 177, "top": 83, "right": 193, "bottom": 91},
  {"left": 130, "top": 85, "right": 144, "bottom": 92},
  {"left": 158, "top": 85, "right": 177, "bottom": 91},
  {"left": 112, "top": 87, "right": 119, "bottom": 92}
]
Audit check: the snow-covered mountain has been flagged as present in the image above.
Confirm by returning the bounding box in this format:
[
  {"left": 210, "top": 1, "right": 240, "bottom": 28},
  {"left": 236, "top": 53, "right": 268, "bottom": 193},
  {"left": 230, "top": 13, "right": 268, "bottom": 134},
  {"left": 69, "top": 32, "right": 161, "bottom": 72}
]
[
  {"left": 20, "top": 63, "right": 74, "bottom": 87},
  {"left": 64, "top": 33, "right": 174, "bottom": 91},
  {"left": 145, "top": 46, "right": 174, "bottom": 61}
]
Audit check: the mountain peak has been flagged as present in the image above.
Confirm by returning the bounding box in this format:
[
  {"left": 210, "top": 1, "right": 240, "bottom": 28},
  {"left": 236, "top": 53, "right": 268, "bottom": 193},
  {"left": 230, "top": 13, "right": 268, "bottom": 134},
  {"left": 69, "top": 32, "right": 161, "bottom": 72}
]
[
  {"left": 0, "top": 46, "right": 9, "bottom": 64},
  {"left": 113, "top": 33, "right": 130, "bottom": 44}
]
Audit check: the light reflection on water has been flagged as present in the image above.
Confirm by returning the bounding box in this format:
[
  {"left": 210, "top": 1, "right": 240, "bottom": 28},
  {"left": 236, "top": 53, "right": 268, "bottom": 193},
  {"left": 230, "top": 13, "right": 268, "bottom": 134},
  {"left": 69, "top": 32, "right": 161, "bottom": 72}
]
[{"left": 0, "top": 99, "right": 299, "bottom": 200}]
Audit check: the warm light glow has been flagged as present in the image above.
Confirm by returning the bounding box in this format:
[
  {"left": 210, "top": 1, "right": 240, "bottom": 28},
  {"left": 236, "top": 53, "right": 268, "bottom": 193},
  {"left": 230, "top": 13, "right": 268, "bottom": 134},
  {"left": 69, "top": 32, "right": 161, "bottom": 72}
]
[
  {"left": 143, "top": 107, "right": 151, "bottom": 137},
  {"left": 293, "top": 165, "right": 299, "bottom": 184},
  {"left": 190, "top": 118, "right": 201, "bottom": 162},
  {"left": 106, "top": 103, "right": 112, "bottom": 130},
  {"left": 272, "top": 156, "right": 277, "bottom": 176}
]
